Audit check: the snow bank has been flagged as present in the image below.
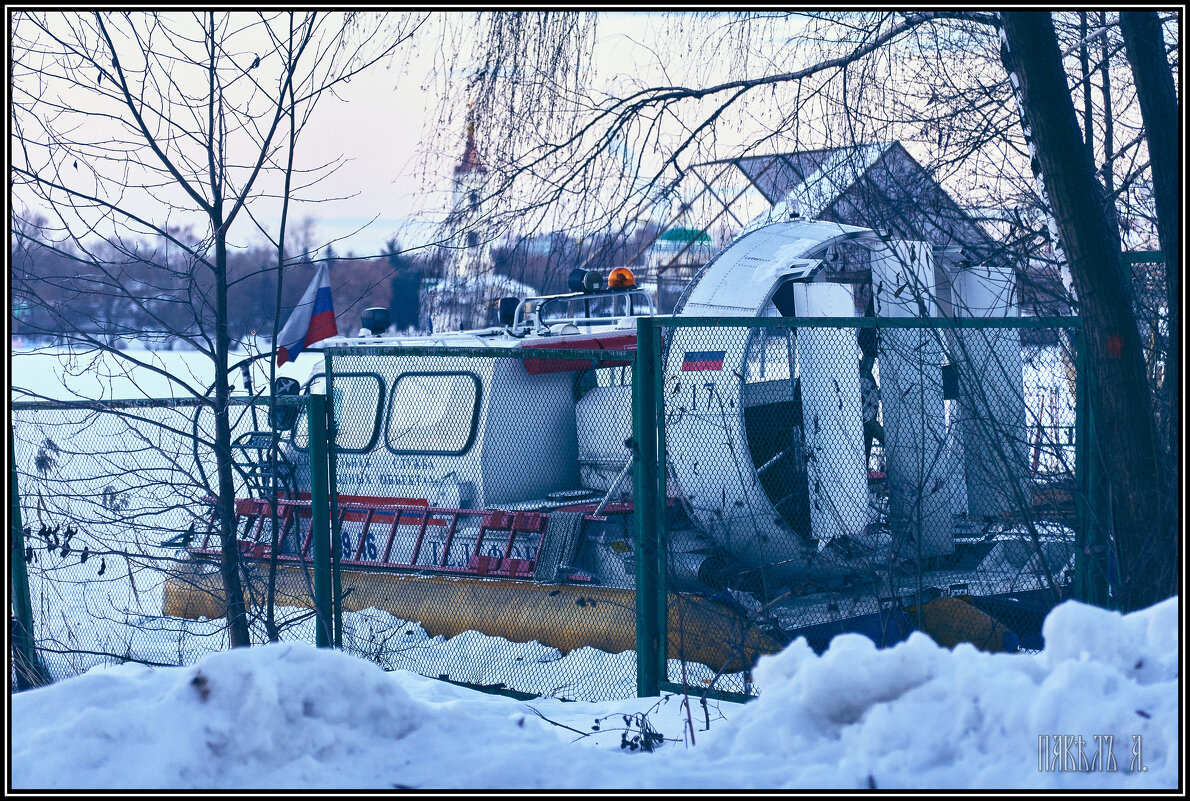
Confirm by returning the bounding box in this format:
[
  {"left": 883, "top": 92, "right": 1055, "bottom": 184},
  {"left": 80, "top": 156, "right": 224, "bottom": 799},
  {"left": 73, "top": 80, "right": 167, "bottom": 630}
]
[
  {"left": 11, "top": 598, "right": 1178, "bottom": 789},
  {"left": 694, "top": 597, "right": 1178, "bottom": 788},
  {"left": 10, "top": 643, "right": 620, "bottom": 790}
]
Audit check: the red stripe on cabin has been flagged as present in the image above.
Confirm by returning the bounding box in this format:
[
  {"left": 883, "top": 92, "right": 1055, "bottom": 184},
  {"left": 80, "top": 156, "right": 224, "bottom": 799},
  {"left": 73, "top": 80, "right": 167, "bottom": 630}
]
[{"left": 522, "top": 333, "right": 637, "bottom": 374}]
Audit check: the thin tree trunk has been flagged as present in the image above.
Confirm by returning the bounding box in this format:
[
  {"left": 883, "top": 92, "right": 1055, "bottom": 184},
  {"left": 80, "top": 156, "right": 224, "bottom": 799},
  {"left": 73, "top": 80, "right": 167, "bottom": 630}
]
[
  {"left": 267, "top": 21, "right": 300, "bottom": 642},
  {"left": 1078, "top": 13, "right": 1093, "bottom": 155},
  {"left": 1120, "top": 11, "right": 1180, "bottom": 481},
  {"left": 999, "top": 12, "right": 1172, "bottom": 610},
  {"left": 1097, "top": 12, "right": 1114, "bottom": 199},
  {"left": 214, "top": 220, "right": 253, "bottom": 647},
  {"left": 204, "top": 11, "right": 251, "bottom": 649}
]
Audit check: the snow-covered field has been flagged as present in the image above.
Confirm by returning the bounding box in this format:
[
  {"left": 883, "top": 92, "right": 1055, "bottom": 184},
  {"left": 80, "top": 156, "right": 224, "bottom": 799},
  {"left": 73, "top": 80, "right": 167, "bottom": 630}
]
[
  {"left": 12, "top": 342, "right": 318, "bottom": 402},
  {"left": 20, "top": 586, "right": 714, "bottom": 703},
  {"left": 10, "top": 597, "right": 1179, "bottom": 790}
]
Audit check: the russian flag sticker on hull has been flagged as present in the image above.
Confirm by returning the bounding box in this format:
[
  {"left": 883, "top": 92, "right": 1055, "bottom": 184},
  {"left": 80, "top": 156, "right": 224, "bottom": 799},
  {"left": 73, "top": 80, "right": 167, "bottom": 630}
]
[{"left": 681, "top": 350, "right": 725, "bottom": 371}]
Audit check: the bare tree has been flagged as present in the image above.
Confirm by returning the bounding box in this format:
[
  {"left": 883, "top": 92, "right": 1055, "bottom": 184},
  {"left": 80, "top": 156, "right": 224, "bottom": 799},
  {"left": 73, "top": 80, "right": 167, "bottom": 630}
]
[
  {"left": 11, "top": 11, "right": 420, "bottom": 646},
  {"left": 1120, "top": 11, "right": 1180, "bottom": 485},
  {"left": 998, "top": 12, "right": 1176, "bottom": 610}
]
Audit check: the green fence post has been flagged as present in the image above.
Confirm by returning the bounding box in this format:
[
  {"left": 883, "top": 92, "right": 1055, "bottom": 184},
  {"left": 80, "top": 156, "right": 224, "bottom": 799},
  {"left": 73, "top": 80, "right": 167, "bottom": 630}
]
[
  {"left": 10, "top": 428, "right": 48, "bottom": 688},
  {"left": 324, "top": 352, "right": 344, "bottom": 648},
  {"left": 307, "top": 394, "right": 334, "bottom": 648},
  {"left": 633, "top": 317, "right": 661, "bottom": 697},
  {"left": 1073, "top": 326, "right": 1087, "bottom": 603},
  {"left": 650, "top": 320, "right": 668, "bottom": 690}
]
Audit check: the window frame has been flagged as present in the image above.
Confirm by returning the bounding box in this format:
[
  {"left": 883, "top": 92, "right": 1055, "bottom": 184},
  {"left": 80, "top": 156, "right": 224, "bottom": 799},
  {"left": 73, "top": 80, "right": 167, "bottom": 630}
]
[
  {"left": 290, "top": 371, "right": 386, "bottom": 454},
  {"left": 383, "top": 370, "right": 482, "bottom": 457}
]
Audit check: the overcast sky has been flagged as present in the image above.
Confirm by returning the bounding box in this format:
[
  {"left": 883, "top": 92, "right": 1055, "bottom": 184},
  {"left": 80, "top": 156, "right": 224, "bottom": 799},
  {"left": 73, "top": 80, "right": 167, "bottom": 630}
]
[
  {"left": 10, "top": 12, "right": 895, "bottom": 259},
  {"left": 8, "top": 12, "right": 733, "bottom": 257},
  {"left": 13, "top": 12, "right": 1167, "bottom": 260},
  {"left": 292, "top": 12, "right": 783, "bottom": 257}
]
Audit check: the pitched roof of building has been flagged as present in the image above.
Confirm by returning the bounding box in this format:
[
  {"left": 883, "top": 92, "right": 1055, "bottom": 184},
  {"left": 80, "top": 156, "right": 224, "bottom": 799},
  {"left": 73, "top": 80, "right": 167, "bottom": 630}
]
[
  {"left": 706, "top": 142, "right": 997, "bottom": 261},
  {"left": 732, "top": 141, "right": 896, "bottom": 217}
]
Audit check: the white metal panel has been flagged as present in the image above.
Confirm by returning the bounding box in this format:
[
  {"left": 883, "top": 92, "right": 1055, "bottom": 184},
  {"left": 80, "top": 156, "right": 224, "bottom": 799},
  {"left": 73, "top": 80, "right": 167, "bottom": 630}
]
[
  {"left": 872, "top": 242, "right": 956, "bottom": 557},
  {"left": 679, "top": 220, "right": 873, "bottom": 317},
  {"left": 871, "top": 240, "right": 936, "bottom": 318},
  {"left": 575, "top": 384, "right": 632, "bottom": 490},
  {"left": 789, "top": 283, "right": 870, "bottom": 546},
  {"left": 481, "top": 360, "right": 578, "bottom": 505},
  {"left": 663, "top": 325, "right": 785, "bottom": 570},
  {"left": 952, "top": 264, "right": 1029, "bottom": 519}
]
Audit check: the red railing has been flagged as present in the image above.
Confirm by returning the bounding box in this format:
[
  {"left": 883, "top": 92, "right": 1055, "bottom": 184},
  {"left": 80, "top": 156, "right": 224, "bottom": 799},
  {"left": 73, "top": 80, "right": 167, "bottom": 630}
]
[{"left": 195, "top": 498, "right": 614, "bottom": 580}]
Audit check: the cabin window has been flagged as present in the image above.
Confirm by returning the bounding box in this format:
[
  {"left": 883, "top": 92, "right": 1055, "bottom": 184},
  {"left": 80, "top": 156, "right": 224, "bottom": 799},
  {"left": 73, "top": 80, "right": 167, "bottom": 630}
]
[
  {"left": 291, "top": 373, "right": 384, "bottom": 453},
  {"left": 385, "top": 372, "right": 481, "bottom": 455}
]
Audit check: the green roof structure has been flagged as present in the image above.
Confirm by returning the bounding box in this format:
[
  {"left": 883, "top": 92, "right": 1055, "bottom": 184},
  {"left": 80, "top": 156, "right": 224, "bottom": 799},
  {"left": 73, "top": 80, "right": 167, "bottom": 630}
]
[{"left": 657, "top": 227, "right": 712, "bottom": 243}]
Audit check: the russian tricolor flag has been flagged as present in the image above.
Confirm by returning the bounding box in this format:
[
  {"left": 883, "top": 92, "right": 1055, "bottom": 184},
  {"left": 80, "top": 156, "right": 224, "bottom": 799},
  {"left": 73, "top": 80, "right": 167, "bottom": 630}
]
[
  {"left": 681, "top": 350, "right": 725, "bottom": 371},
  {"left": 276, "top": 263, "right": 338, "bottom": 366}
]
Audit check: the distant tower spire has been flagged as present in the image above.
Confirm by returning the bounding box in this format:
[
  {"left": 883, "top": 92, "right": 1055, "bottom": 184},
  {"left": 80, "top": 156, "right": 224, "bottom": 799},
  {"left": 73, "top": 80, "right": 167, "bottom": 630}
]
[
  {"left": 455, "top": 99, "right": 487, "bottom": 177},
  {"left": 429, "top": 94, "right": 533, "bottom": 333},
  {"left": 434, "top": 94, "right": 494, "bottom": 334}
]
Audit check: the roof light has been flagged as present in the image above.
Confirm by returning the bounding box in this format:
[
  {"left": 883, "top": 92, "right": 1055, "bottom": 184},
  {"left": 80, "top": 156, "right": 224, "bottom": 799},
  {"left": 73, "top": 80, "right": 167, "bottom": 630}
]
[
  {"left": 568, "top": 268, "right": 604, "bottom": 293},
  {"left": 361, "top": 307, "right": 390, "bottom": 336},
  {"left": 608, "top": 267, "right": 636, "bottom": 289}
]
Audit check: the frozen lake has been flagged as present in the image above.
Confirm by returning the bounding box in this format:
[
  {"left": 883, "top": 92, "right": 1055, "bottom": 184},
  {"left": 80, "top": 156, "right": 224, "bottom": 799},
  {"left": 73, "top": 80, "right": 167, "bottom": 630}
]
[{"left": 12, "top": 343, "right": 320, "bottom": 402}]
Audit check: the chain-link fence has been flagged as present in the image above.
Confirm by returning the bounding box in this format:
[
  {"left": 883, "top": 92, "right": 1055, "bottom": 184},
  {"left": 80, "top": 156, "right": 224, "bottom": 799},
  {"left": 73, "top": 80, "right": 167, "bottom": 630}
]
[
  {"left": 317, "top": 342, "right": 660, "bottom": 701},
  {"left": 314, "top": 341, "right": 786, "bottom": 702},
  {"left": 1124, "top": 251, "right": 1174, "bottom": 462},
  {"left": 11, "top": 314, "right": 1095, "bottom": 703},
  {"left": 10, "top": 395, "right": 333, "bottom": 689},
  {"left": 637, "top": 315, "right": 1090, "bottom": 699}
]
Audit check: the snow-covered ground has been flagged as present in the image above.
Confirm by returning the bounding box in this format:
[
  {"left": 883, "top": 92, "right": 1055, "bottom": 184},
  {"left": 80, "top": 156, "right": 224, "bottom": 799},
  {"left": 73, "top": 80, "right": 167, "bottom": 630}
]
[{"left": 10, "top": 597, "right": 1179, "bottom": 790}]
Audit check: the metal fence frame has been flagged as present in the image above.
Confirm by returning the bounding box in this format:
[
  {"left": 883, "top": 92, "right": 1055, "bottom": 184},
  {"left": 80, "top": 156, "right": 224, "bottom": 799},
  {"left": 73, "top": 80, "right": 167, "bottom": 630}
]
[
  {"left": 11, "top": 427, "right": 48, "bottom": 689},
  {"left": 632, "top": 315, "right": 1092, "bottom": 700},
  {"left": 10, "top": 394, "right": 336, "bottom": 688},
  {"left": 13, "top": 314, "right": 1099, "bottom": 703}
]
